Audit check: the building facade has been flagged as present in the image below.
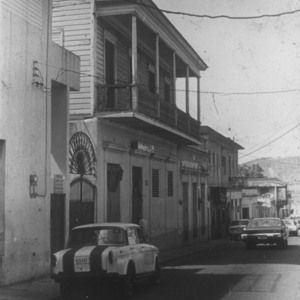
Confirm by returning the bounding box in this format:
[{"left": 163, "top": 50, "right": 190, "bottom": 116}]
[
  {"left": 242, "top": 177, "right": 288, "bottom": 219},
  {"left": 200, "top": 126, "right": 244, "bottom": 239},
  {"left": 0, "top": 0, "right": 80, "bottom": 285},
  {"left": 52, "top": 0, "right": 209, "bottom": 249}
]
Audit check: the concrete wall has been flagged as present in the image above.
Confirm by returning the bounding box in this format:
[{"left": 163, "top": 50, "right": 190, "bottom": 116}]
[{"left": 0, "top": 0, "right": 79, "bottom": 285}]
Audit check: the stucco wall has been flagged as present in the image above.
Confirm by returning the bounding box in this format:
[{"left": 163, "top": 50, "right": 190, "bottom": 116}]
[{"left": 0, "top": 0, "right": 79, "bottom": 285}]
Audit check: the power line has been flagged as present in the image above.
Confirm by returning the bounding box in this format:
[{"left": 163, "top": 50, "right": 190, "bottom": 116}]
[
  {"left": 124, "top": 0, "right": 300, "bottom": 20},
  {"left": 239, "top": 123, "right": 300, "bottom": 159},
  {"left": 39, "top": 61, "right": 300, "bottom": 97}
]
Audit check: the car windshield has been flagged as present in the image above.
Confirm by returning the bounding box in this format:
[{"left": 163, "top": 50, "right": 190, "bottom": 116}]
[
  {"left": 248, "top": 219, "right": 281, "bottom": 228},
  {"left": 231, "top": 220, "right": 249, "bottom": 226},
  {"left": 67, "top": 227, "right": 126, "bottom": 247},
  {"left": 283, "top": 219, "right": 293, "bottom": 225}
]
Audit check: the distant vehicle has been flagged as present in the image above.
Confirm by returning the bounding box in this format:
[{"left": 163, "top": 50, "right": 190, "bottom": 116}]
[
  {"left": 229, "top": 219, "right": 249, "bottom": 241},
  {"left": 51, "top": 223, "right": 160, "bottom": 299},
  {"left": 289, "top": 216, "right": 300, "bottom": 230},
  {"left": 241, "top": 217, "right": 288, "bottom": 249},
  {"left": 282, "top": 218, "right": 298, "bottom": 236}
]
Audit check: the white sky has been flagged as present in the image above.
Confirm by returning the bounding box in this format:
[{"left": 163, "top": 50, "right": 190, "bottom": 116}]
[{"left": 154, "top": 0, "right": 300, "bottom": 163}]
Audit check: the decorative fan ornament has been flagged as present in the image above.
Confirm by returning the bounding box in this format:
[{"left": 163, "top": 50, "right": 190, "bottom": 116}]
[{"left": 69, "top": 132, "right": 96, "bottom": 176}]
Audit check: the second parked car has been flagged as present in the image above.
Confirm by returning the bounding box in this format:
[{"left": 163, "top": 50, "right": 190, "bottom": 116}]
[{"left": 229, "top": 219, "right": 249, "bottom": 241}]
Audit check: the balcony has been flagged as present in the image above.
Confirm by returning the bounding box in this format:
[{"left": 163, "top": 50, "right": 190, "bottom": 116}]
[
  {"left": 96, "top": 84, "right": 201, "bottom": 145},
  {"left": 228, "top": 176, "right": 245, "bottom": 188}
]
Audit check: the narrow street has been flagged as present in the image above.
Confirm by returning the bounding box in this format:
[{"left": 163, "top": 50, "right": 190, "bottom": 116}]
[{"left": 132, "top": 236, "right": 300, "bottom": 300}]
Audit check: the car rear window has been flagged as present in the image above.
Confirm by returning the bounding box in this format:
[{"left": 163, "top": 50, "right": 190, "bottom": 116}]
[
  {"left": 248, "top": 219, "right": 281, "bottom": 228},
  {"left": 67, "top": 227, "right": 125, "bottom": 247}
]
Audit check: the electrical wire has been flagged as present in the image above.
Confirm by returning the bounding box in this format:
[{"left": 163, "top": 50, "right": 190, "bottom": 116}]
[
  {"left": 36, "top": 60, "right": 300, "bottom": 97},
  {"left": 124, "top": 0, "right": 300, "bottom": 20},
  {"left": 239, "top": 123, "right": 300, "bottom": 159}
]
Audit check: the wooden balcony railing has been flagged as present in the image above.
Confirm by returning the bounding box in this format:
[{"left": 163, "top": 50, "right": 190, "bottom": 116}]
[{"left": 97, "top": 84, "right": 200, "bottom": 139}]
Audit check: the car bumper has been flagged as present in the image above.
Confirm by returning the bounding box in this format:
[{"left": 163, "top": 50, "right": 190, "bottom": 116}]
[
  {"left": 51, "top": 271, "right": 121, "bottom": 283},
  {"left": 241, "top": 234, "right": 285, "bottom": 244}
]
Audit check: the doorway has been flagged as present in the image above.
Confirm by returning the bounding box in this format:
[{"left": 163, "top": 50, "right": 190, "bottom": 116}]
[
  {"left": 107, "top": 163, "right": 123, "bottom": 222},
  {"left": 105, "top": 39, "right": 115, "bottom": 109},
  {"left": 132, "top": 167, "right": 143, "bottom": 224},
  {"left": 50, "top": 194, "right": 65, "bottom": 254},
  {"left": 69, "top": 178, "right": 95, "bottom": 231}
]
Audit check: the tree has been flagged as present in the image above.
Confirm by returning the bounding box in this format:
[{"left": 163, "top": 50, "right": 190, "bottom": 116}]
[{"left": 239, "top": 163, "right": 264, "bottom": 178}]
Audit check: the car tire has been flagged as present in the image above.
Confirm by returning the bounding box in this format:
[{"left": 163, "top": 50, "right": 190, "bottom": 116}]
[
  {"left": 123, "top": 262, "right": 135, "bottom": 298},
  {"left": 149, "top": 258, "right": 160, "bottom": 285},
  {"left": 245, "top": 242, "right": 254, "bottom": 250},
  {"left": 60, "top": 282, "right": 73, "bottom": 300},
  {"left": 279, "top": 239, "right": 288, "bottom": 249}
]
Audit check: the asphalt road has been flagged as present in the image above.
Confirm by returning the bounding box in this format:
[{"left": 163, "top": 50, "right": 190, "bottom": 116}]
[{"left": 132, "top": 236, "right": 300, "bottom": 300}]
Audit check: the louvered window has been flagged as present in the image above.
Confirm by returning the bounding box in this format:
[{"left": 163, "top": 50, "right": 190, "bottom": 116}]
[
  {"left": 167, "top": 171, "right": 173, "bottom": 197},
  {"left": 152, "top": 169, "right": 159, "bottom": 197}
]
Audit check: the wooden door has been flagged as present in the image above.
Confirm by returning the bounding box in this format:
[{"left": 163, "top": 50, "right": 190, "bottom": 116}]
[{"left": 132, "top": 167, "right": 143, "bottom": 224}]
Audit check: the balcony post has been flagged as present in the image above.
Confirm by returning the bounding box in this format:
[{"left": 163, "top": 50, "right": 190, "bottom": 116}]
[
  {"left": 197, "top": 75, "right": 201, "bottom": 122},
  {"left": 155, "top": 35, "right": 160, "bottom": 118},
  {"left": 185, "top": 66, "right": 189, "bottom": 115},
  {"left": 131, "top": 15, "right": 138, "bottom": 111},
  {"left": 186, "top": 66, "right": 190, "bottom": 132},
  {"left": 172, "top": 51, "right": 177, "bottom": 126}
]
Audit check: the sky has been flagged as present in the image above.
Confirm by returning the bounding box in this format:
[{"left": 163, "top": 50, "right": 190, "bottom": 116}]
[{"left": 154, "top": 0, "right": 300, "bottom": 163}]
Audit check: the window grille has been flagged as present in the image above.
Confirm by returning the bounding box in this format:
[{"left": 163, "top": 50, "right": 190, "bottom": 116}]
[
  {"left": 167, "top": 171, "right": 173, "bottom": 197},
  {"left": 152, "top": 169, "right": 159, "bottom": 197}
]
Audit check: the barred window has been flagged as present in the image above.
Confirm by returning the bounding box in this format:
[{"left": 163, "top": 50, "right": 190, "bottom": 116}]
[
  {"left": 152, "top": 169, "right": 159, "bottom": 197},
  {"left": 167, "top": 171, "right": 173, "bottom": 197}
]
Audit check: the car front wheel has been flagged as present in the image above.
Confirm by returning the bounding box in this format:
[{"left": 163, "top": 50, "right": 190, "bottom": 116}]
[
  {"left": 245, "top": 242, "right": 254, "bottom": 250},
  {"left": 122, "top": 262, "right": 135, "bottom": 298},
  {"left": 60, "top": 282, "right": 73, "bottom": 300}
]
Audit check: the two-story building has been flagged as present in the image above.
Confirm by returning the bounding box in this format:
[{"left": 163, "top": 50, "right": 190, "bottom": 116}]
[
  {"left": 0, "top": 0, "right": 80, "bottom": 285},
  {"left": 52, "top": 0, "right": 208, "bottom": 249},
  {"left": 199, "top": 126, "right": 244, "bottom": 239},
  {"left": 242, "top": 177, "right": 288, "bottom": 219}
]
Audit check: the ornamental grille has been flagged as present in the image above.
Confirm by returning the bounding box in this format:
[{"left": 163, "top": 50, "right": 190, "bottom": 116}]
[{"left": 69, "top": 132, "right": 96, "bottom": 176}]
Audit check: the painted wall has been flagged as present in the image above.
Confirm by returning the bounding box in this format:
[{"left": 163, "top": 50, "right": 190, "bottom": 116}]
[
  {"left": 70, "top": 119, "right": 183, "bottom": 249},
  {"left": 0, "top": 0, "right": 79, "bottom": 285}
]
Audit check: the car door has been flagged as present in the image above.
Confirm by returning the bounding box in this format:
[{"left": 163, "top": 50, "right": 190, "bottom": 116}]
[
  {"left": 127, "top": 228, "right": 151, "bottom": 274},
  {"left": 136, "top": 227, "right": 155, "bottom": 273},
  {"left": 127, "top": 227, "right": 146, "bottom": 274}
]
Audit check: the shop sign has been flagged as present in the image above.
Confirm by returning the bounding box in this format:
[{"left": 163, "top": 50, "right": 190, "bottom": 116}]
[
  {"left": 54, "top": 174, "right": 64, "bottom": 194},
  {"left": 131, "top": 141, "right": 155, "bottom": 153}
]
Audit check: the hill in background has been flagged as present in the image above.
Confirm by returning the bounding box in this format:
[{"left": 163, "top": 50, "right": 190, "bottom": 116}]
[{"left": 241, "top": 156, "right": 300, "bottom": 184}]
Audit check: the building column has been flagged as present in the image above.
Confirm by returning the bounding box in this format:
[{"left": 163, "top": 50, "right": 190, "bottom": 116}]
[
  {"left": 172, "top": 52, "right": 176, "bottom": 105},
  {"left": 197, "top": 76, "right": 201, "bottom": 122},
  {"left": 155, "top": 35, "right": 160, "bottom": 95},
  {"left": 185, "top": 66, "right": 189, "bottom": 115},
  {"left": 131, "top": 15, "right": 138, "bottom": 110}
]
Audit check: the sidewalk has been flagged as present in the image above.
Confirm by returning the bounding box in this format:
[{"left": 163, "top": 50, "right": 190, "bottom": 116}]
[{"left": 0, "top": 238, "right": 229, "bottom": 300}]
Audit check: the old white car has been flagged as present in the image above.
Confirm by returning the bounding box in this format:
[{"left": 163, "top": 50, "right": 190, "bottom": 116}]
[{"left": 51, "top": 223, "right": 160, "bottom": 299}]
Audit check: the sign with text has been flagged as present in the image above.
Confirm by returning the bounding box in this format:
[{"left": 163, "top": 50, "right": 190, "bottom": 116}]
[{"left": 54, "top": 174, "right": 64, "bottom": 194}]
